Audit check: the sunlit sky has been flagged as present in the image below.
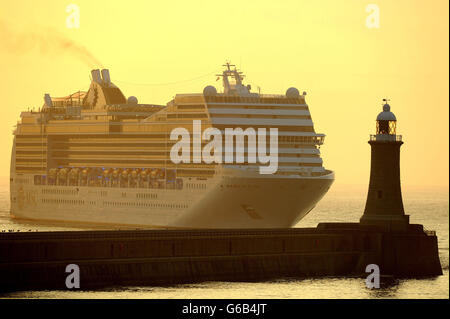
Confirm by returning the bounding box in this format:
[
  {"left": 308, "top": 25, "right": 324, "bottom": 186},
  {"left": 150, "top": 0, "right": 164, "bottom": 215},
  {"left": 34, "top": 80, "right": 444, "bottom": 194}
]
[{"left": 0, "top": 0, "right": 448, "bottom": 187}]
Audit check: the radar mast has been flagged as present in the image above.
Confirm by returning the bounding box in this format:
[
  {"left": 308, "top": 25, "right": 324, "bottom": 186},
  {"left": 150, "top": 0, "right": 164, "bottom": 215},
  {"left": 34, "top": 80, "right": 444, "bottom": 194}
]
[{"left": 216, "top": 62, "right": 249, "bottom": 96}]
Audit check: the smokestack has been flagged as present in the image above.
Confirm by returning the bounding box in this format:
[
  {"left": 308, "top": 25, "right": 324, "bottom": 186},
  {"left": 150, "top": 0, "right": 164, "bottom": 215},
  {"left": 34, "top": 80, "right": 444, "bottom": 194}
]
[
  {"left": 91, "top": 69, "right": 102, "bottom": 84},
  {"left": 101, "top": 69, "right": 111, "bottom": 86},
  {"left": 44, "top": 94, "right": 53, "bottom": 107}
]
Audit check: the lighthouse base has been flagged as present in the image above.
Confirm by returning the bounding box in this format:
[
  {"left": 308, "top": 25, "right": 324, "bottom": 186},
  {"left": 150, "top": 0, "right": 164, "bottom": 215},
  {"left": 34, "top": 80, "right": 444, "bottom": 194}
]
[{"left": 360, "top": 214, "right": 410, "bottom": 232}]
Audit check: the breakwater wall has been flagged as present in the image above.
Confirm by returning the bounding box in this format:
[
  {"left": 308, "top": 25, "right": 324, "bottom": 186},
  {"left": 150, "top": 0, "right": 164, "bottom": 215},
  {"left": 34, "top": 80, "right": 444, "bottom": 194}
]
[{"left": 0, "top": 223, "right": 442, "bottom": 291}]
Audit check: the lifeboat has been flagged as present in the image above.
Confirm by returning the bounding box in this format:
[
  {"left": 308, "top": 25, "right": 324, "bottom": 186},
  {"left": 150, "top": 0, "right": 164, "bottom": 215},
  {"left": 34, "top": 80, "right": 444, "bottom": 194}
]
[{"left": 68, "top": 168, "right": 79, "bottom": 185}]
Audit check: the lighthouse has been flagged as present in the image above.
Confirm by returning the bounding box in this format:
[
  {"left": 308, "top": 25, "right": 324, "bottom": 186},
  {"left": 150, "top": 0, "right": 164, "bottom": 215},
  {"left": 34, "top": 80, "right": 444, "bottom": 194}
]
[{"left": 360, "top": 99, "right": 410, "bottom": 231}]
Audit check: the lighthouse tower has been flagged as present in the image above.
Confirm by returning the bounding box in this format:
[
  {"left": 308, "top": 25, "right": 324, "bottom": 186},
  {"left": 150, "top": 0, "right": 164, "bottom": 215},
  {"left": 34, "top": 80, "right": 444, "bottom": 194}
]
[{"left": 360, "top": 100, "right": 410, "bottom": 231}]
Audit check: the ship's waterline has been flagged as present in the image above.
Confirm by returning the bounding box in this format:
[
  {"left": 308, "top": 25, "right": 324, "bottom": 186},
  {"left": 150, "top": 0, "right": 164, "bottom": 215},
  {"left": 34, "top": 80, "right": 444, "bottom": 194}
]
[{"left": 10, "top": 63, "right": 334, "bottom": 228}]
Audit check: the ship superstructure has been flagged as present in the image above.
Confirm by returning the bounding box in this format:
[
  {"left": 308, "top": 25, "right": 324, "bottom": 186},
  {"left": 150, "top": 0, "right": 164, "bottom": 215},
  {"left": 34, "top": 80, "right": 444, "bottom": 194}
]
[{"left": 10, "top": 64, "right": 334, "bottom": 228}]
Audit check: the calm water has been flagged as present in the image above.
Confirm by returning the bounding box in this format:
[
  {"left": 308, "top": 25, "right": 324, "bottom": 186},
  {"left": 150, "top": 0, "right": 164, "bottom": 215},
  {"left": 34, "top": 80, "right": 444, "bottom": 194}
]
[{"left": 0, "top": 178, "right": 448, "bottom": 299}]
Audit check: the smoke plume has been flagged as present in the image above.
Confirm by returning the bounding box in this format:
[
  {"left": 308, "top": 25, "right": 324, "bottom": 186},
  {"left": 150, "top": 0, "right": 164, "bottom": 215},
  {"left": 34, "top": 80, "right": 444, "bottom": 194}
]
[{"left": 0, "top": 18, "right": 103, "bottom": 68}]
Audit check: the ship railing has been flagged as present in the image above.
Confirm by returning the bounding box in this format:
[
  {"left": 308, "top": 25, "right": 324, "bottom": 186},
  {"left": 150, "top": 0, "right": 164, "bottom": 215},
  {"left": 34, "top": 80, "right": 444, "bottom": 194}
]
[
  {"left": 370, "top": 134, "right": 402, "bottom": 142},
  {"left": 278, "top": 135, "right": 325, "bottom": 145},
  {"left": 205, "top": 94, "right": 305, "bottom": 105},
  {"left": 35, "top": 173, "right": 184, "bottom": 190},
  {"left": 51, "top": 101, "right": 84, "bottom": 108},
  {"left": 259, "top": 94, "right": 289, "bottom": 98}
]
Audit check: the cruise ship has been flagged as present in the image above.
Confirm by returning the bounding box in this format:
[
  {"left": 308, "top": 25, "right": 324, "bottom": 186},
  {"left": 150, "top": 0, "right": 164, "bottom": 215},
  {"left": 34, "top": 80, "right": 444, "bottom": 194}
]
[{"left": 9, "top": 63, "right": 334, "bottom": 228}]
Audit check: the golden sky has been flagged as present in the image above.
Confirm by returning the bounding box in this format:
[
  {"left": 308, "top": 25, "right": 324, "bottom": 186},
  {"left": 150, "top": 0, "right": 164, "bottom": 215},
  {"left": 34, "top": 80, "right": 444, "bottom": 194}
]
[{"left": 0, "top": 0, "right": 448, "bottom": 187}]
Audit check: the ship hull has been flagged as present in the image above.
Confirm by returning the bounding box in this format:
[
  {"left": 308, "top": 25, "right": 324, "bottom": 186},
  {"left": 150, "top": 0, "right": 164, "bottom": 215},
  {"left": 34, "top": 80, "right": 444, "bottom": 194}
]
[{"left": 10, "top": 170, "right": 334, "bottom": 229}]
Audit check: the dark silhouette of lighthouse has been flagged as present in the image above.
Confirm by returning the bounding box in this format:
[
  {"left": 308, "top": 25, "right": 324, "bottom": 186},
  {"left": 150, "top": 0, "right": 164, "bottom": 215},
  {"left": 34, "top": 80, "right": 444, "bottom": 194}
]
[{"left": 360, "top": 99, "right": 410, "bottom": 231}]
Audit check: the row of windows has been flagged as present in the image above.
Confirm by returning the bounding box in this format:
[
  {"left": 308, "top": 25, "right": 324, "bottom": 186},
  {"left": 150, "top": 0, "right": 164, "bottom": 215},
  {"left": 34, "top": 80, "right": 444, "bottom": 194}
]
[
  {"left": 40, "top": 198, "right": 188, "bottom": 209},
  {"left": 34, "top": 174, "right": 184, "bottom": 190},
  {"left": 15, "top": 143, "right": 47, "bottom": 147},
  {"left": 40, "top": 189, "right": 160, "bottom": 200},
  {"left": 16, "top": 150, "right": 47, "bottom": 154},
  {"left": 15, "top": 167, "right": 47, "bottom": 173},
  {"left": 278, "top": 162, "right": 322, "bottom": 167},
  {"left": 207, "top": 105, "right": 308, "bottom": 110},
  {"left": 167, "top": 113, "right": 208, "bottom": 119},
  {"left": 42, "top": 198, "right": 84, "bottom": 205},
  {"left": 204, "top": 95, "right": 304, "bottom": 105},
  {"left": 212, "top": 124, "right": 314, "bottom": 131},
  {"left": 103, "top": 201, "right": 188, "bottom": 209},
  {"left": 210, "top": 114, "right": 312, "bottom": 120},
  {"left": 278, "top": 136, "right": 324, "bottom": 144},
  {"left": 278, "top": 153, "right": 319, "bottom": 158},
  {"left": 13, "top": 178, "right": 30, "bottom": 184},
  {"left": 16, "top": 159, "right": 46, "bottom": 164},
  {"left": 42, "top": 189, "right": 78, "bottom": 195},
  {"left": 186, "top": 183, "right": 207, "bottom": 189},
  {"left": 15, "top": 136, "right": 47, "bottom": 142},
  {"left": 219, "top": 162, "right": 322, "bottom": 167},
  {"left": 177, "top": 105, "right": 205, "bottom": 110},
  {"left": 136, "top": 193, "right": 158, "bottom": 199}
]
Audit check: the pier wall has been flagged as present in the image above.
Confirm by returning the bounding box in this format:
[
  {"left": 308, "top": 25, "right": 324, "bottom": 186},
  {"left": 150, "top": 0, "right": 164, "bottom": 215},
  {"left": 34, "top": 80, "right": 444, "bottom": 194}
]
[{"left": 0, "top": 225, "right": 442, "bottom": 291}]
